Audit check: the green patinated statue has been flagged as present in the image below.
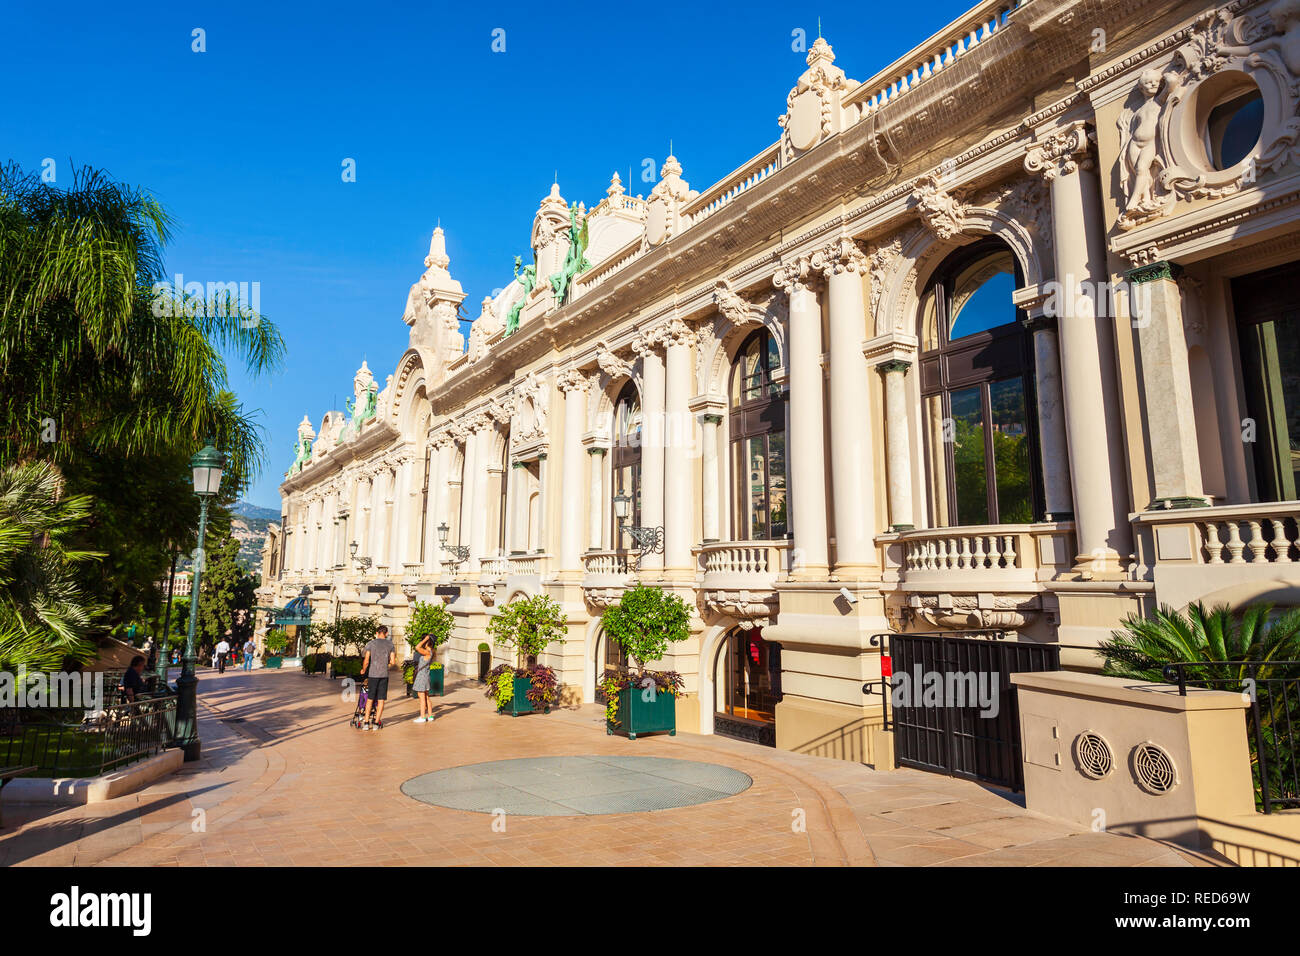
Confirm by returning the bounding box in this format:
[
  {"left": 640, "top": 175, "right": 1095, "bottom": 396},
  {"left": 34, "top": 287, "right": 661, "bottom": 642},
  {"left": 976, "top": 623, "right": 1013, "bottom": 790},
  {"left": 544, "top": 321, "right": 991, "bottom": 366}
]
[
  {"left": 548, "top": 205, "right": 591, "bottom": 306},
  {"left": 505, "top": 255, "right": 536, "bottom": 336},
  {"left": 289, "top": 436, "right": 312, "bottom": 474},
  {"left": 344, "top": 386, "right": 377, "bottom": 439}
]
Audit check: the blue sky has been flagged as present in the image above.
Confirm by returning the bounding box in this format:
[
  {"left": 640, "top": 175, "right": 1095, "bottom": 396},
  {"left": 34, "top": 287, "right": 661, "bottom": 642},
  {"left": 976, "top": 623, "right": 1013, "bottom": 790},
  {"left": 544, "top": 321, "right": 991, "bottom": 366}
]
[{"left": 4, "top": 0, "right": 975, "bottom": 509}]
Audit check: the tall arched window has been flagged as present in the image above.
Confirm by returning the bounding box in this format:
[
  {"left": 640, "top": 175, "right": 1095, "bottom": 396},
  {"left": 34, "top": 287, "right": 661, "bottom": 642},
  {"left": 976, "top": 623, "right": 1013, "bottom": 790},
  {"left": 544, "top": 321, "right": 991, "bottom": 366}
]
[
  {"left": 611, "top": 381, "right": 641, "bottom": 545},
  {"left": 729, "top": 329, "right": 787, "bottom": 540},
  {"left": 920, "top": 240, "right": 1039, "bottom": 527}
]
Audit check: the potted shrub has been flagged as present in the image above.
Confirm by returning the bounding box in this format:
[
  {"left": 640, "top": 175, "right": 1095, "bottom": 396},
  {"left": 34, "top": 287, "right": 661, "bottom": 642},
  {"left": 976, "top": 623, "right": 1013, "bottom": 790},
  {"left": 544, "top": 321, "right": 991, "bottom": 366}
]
[
  {"left": 263, "top": 629, "right": 289, "bottom": 669},
  {"left": 599, "top": 584, "right": 689, "bottom": 739},
  {"left": 483, "top": 594, "right": 567, "bottom": 716},
  {"left": 302, "top": 626, "right": 331, "bottom": 675},
  {"left": 406, "top": 600, "right": 455, "bottom": 697}
]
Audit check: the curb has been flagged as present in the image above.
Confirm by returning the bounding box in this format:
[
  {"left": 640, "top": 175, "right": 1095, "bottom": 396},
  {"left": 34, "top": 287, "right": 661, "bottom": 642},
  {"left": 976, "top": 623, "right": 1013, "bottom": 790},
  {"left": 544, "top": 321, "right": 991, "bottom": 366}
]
[{"left": 1, "top": 749, "right": 184, "bottom": 806}]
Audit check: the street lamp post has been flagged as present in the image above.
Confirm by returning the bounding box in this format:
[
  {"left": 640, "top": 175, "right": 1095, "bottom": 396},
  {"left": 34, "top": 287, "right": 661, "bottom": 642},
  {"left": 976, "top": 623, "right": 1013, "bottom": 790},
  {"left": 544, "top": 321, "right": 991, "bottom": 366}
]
[{"left": 174, "top": 439, "right": 224, "bottom": 762}]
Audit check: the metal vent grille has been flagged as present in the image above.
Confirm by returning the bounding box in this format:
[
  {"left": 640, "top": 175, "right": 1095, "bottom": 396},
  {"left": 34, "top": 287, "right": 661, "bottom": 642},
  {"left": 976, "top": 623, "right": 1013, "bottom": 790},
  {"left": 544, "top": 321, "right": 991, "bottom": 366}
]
[
  {"left": 1132, "top": 742, "right": 1178, "bottom": 794},
  {"left": 1074, "top": 731, "right": 1113, "bottom": 779}
]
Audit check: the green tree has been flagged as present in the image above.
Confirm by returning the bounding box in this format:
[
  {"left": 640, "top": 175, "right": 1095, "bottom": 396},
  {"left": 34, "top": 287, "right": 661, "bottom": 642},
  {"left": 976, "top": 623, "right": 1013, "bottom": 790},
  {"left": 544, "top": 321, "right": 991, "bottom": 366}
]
[
  {"left": 487, "top": 594, "right": 567, "bottom": 668},
  {"left": 600, "top": 584, "right": 691, "bottom": 670},
  {"left": 196, "top": 535, "right": 257, "bottom": 645},
  {"left": 0, "top": 461, "right": 107, "bottom": 671},
  {"left": 0, "top": 161, "right": 283, "bottom": 635},
  {"left": 405, "top": 600, "right": 455, "bottom": 653}
]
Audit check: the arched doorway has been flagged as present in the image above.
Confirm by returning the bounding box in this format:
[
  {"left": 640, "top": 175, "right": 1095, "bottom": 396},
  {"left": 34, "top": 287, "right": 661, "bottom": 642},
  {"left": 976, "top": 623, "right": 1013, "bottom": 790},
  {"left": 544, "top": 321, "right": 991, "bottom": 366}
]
[
  {"left": 713, "top": 626, "right": 782, "bottom": 747},
  {"left": 593, "top": 626, "right": 629, "bottom": 704}
]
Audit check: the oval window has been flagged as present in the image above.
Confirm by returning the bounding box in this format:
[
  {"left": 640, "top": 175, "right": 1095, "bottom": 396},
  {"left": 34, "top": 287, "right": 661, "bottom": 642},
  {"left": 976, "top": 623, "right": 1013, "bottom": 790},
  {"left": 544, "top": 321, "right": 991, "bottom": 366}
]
[{"left": 1206, "top": 86, "right": 1264, "bottom": 171}]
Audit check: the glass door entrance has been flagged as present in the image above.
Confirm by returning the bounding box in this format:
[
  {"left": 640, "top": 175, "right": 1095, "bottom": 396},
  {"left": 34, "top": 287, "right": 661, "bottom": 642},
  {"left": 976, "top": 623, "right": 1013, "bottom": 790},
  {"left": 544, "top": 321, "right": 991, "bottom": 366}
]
[{"left": 714, "top": 627, "right": 782, "bottom": 747}]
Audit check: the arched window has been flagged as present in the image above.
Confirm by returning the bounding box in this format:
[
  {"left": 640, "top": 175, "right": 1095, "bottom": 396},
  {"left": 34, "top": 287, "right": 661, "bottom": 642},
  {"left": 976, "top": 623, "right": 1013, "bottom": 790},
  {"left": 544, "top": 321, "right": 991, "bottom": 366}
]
[
  {"left": 611, "top": 381, "right": 641, "bottom": 544},
  {"left": 920, "top": 240, "right": 1039, "bottom": 527},
  {"left": 729, "top": 329, "right": 787, "bottom": 541}
]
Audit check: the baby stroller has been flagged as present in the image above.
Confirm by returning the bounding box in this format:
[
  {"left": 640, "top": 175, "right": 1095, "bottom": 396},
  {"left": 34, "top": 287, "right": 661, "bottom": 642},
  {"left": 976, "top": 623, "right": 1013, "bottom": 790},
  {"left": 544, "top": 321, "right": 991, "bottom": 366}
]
[{"left": 350, "top": 681, "right": 369, "bottom": 728}]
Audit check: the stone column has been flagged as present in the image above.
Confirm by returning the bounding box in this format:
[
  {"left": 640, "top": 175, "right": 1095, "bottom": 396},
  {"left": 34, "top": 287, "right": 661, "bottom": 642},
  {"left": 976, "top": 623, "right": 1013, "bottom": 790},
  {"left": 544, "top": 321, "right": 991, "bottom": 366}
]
[
  {"left": 702, "top": 413, "right": 722, "bottom": 546},
  {"left": 587, "top": 447, "right": 606, "bottom": 551},
  {"left": 636, "top": 331, "right": 666, "bottom": 573},
  {"left": 1025, "top": 122, "right": 1131, "bottom": 571},
  {"left": 1021, "top": 311, "right": 1074, "bottom": 520},
  {"left": 536, "top": 452, "right": 549, "bottom": 559},
  {"left": 690, "top": 394, "right": 726, "bottom": 543},
  {"left": 1126, "top": 263, "right": 1208, "bottom": 509},
  {"left": 468, "top": 425, "right": 492, "bottom": 572},
  {"left": 390, "top": 456, "right": 413, "bottom": 571},
  {"left": 816, "top": 237, "right": 877, "bottom": 571},
  {"left": 774, "top": 257, "right": 829, "bottom": 576},
  {"left": 663, "top": 320, "right": 697, "bottom": 570},
  {"left": 509, "top": 461, "right": 528, "bottom": 553},
  {"left": 878, "top": 359, "right": 915, "bottom": 531},
  {"left": 427, "top": 439, "right": 452, "bottom": 567},
  {"left": 458, "top": 426, "right": 480, "bottom": 573},
  {"left": 557, "top": 369, "right": 589, "bottom": 575}
]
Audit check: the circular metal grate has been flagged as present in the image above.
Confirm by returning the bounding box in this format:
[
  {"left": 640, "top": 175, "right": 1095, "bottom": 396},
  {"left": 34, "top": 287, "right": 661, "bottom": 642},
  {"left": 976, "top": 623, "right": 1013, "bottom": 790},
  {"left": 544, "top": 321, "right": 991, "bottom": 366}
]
[
  {"left": 401, "top": 755, "right": 753, "bottom": 816},
  {"left": 1074, "top": 731, "right": 1113, "bottom": 779},
  {"left": 1132, "top": 742, "right": 1178, "bottom": 794}
]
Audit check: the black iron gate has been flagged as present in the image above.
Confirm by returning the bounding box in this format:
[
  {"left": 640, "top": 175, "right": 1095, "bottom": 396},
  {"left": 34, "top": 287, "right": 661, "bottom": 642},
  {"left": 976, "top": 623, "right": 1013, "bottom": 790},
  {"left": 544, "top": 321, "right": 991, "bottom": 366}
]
[{"left": 866, "top": 631, "right": 1060, "bottom": 791}]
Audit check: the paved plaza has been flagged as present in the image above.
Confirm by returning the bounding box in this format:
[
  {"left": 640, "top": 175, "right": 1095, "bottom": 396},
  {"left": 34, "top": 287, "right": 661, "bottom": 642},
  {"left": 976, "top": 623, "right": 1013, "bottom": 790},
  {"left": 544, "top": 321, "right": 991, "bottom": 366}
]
[{"left": 0, "top": 670, "right": 1223, "bottom": 867}]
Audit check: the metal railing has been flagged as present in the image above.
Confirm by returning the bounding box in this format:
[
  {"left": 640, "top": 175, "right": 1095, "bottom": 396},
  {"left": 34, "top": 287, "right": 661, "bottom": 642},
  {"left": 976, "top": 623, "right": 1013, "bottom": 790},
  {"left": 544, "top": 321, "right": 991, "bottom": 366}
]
[
  {"left": 1164, "top": 661, "right": 1300, "bottom": 813},
  {"left": 0, "top": 695, "right": 177, "bottom": 778}
]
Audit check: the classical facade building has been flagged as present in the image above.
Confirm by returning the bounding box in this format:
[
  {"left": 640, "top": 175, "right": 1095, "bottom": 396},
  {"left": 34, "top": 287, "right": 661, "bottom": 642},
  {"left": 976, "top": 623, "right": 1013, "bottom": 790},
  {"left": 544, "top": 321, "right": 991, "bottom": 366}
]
[{"left": 266, "top": 0, "right": 1300, "bottom": 761}]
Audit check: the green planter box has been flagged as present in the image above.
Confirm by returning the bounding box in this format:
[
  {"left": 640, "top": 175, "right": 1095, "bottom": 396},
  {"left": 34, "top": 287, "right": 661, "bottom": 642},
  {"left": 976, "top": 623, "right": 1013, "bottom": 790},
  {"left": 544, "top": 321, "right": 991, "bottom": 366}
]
[
  {"left": 499, "top": 675, "right": 549, "bottom": 717},
  {"left": 429, "top": 666, "right": 445, "bottom": 697},
  {"left": 263, "top": 656, "right": 283, "bottom": 669},
  {"left": 607, "top": 686, "right": 677, "bottom": 739}
]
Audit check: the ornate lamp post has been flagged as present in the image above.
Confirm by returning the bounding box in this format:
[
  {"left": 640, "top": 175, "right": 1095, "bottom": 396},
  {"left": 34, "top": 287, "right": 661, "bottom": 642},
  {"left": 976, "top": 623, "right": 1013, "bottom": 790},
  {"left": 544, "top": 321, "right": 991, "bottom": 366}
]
[
  {"left": 174, "top": 439, "right": 224, "bottom": 762},
  {"left": 437, "top": 522, "right": 469, "bottom": 567},
  {"left": 349, "top": 540, "right": 372, "bottom": 571},
  {"left": 613, "top": 491, "right": 663, "bottom": 570}
]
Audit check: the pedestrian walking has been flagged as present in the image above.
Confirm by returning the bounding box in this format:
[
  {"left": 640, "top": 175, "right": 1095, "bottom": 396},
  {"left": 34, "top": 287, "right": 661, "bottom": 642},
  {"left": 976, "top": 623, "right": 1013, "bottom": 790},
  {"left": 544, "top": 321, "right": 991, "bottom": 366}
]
[
  {"left": 358, "top": 625, "right": 396, "bottom": 731},
  {"left": 411, "top": 633, "right": 436, "bottom": 724},
  {"left": 215, "top": 636, "right": 231, "bottom": 674},
  {"left": 242, "top": 637, "right": 256, "bottom": 671}
]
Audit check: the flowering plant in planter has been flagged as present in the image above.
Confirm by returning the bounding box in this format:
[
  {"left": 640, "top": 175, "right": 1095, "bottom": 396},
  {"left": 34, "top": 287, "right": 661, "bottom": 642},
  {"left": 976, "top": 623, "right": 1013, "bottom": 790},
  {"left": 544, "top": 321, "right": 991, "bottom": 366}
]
[
  {"left": 598, "top": 584, "right": 690, "bottom": 734},
  {"left": 484, "top": 595, "right": 567, "bottom": 715}
]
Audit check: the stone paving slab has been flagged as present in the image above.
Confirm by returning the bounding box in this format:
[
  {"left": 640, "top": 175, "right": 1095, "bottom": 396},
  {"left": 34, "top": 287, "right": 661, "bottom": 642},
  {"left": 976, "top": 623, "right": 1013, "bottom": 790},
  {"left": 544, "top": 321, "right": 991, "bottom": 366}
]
[{"left": 0, "top": 668, "right": 1224, "bottom": 867}]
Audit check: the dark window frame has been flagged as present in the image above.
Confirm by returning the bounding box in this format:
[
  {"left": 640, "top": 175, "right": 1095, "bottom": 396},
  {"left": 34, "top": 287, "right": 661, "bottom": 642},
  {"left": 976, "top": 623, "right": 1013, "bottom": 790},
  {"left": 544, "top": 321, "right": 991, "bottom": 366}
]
[
  {"left": 919, "top": 239, "right": 1044, "bottom": 526},
  {"left": 728, "top": 328, "right": 788, "bottom": 541}
]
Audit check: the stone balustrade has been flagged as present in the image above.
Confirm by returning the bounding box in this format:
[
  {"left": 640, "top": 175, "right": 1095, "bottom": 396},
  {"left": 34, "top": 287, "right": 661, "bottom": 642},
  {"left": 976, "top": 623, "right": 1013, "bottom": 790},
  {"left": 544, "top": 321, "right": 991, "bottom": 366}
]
[
  {"left": 883, "top": 522, "right": 1077, "bottom": 587},
  {"left": 683, "top": 144, "right": 780, "bottom": 229},
  {"left": 508, "top": 553, "right": 545, "bottom": 577},
  {"left": 845, "top": 0, "right": 1021, "bottom": 121},
  {"left": 698, "top": 539, "right": 790, "bottom": 588},
  {"left": 479, "top": 555, "right": 509, "bottom": 580}
]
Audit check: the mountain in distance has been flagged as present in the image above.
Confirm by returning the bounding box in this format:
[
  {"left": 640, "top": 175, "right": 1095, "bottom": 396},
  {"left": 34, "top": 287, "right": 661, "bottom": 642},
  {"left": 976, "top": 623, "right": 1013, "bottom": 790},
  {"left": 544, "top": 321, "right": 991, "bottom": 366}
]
[{"left": 229, "top": 500, "right": 280, "bottom": 572}]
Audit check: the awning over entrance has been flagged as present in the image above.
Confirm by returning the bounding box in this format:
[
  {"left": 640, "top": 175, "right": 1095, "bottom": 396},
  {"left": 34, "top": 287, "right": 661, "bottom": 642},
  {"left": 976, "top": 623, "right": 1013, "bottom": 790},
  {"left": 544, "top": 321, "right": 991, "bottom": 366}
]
[{"left": 272, "top": 595, "right": 312, "bottom": 629}]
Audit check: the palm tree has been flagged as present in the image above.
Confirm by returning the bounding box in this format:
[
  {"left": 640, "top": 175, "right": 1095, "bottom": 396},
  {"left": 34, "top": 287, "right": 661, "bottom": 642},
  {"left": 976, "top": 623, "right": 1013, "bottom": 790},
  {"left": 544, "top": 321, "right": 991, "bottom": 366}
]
[
  {"left": 0, "top": 160, "right": 283, "bottom": 486},
  {"left": 1101, "top": 602, "right": 1300, "bottom": 684},
  {"left": 0, "top": 160, "right": 285, "bottom": 632},
  {"left": 0, "top": 461, "right": 107, "bottom": 671},
  {"left": 1103, "top": 601, "right": 1300, "bottom": 809}
]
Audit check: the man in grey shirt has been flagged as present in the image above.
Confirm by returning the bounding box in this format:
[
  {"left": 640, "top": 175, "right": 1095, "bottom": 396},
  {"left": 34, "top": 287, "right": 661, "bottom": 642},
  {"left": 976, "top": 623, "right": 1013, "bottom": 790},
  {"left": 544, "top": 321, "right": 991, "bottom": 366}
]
[{"left": 359, "top": 625, "right": 397, "bottom": 730}]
